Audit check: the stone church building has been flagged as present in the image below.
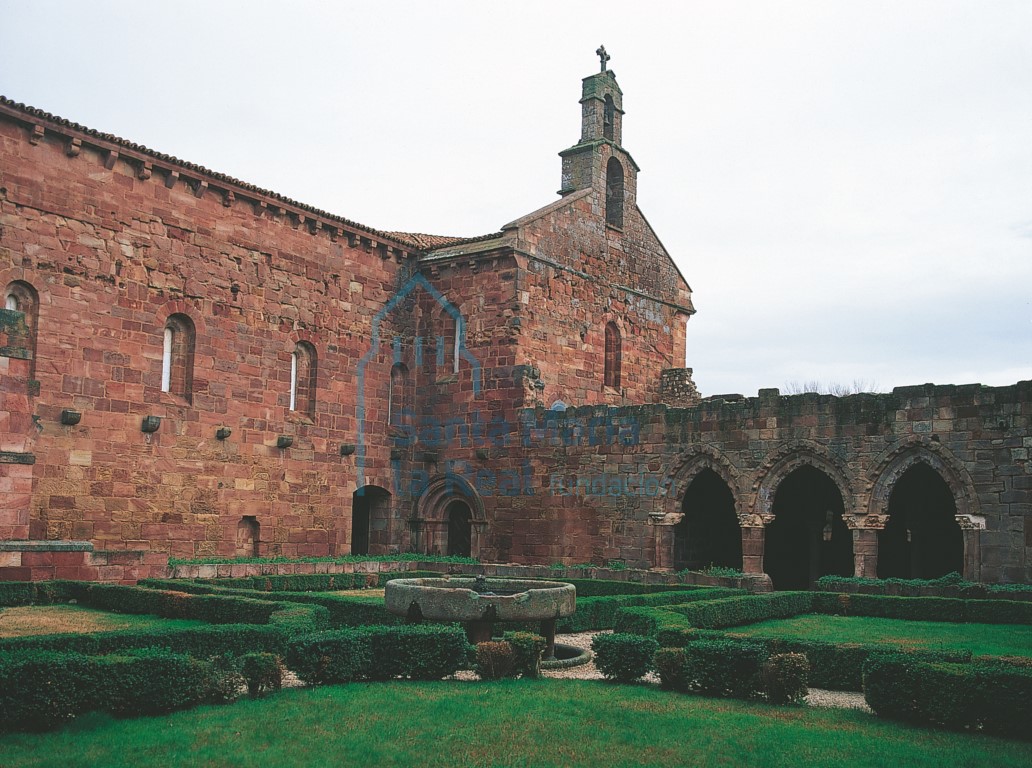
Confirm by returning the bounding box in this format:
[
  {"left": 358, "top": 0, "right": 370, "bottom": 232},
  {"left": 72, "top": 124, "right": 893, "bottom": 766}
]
[{"left": 1, "top": 57, "right": 1029, "bottom": 585}]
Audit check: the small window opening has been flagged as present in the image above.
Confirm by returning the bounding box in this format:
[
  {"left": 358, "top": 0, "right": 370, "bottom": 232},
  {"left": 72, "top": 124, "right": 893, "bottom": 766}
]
[{"left": 604, "top": 322, "right": 621, "bottom": 389}]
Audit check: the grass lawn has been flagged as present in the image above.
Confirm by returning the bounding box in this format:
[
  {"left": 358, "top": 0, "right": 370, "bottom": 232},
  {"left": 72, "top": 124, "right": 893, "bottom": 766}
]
[
  {"left": 0, "top": 605, "right": 207, "bottom": 638},
  {"left": 729, "top": 614, "right": 1032, "bottom": 658},
  {"left": 0, "top": 679, "right": 1028, "bottom": 767},
  {"left": 326, "top": 588, "right": 385, "bottom": 598}
]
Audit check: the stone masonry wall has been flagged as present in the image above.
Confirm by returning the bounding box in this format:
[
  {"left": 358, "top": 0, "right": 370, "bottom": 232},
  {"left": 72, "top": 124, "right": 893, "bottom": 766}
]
[
  {"left": 486, "top": 382, "right": 1030, "bottom": 582},
  {"left": 0, "top": 109, "right": 418, "bottom": 576}
]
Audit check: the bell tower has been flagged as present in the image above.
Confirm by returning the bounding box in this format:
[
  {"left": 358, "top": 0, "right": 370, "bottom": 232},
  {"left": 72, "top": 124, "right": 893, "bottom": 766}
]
[{"left": 558, "top": 46, "right": 640, "bottom": 228}]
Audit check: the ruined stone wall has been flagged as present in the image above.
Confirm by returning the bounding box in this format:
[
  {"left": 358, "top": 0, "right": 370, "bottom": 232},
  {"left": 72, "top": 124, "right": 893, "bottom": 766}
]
[
  {"left": 0, "top": 110, "right": 416, "bottom": 574},
  {"left": 495, "top": 382, "right": 1031, "bottom": 582}
]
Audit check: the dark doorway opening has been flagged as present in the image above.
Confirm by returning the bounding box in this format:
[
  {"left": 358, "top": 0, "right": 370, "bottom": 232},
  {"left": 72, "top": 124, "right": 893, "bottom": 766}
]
[
  {"left": 765, "top": 465, "right": 852, "bottom": 590},
  {"left": 446, "top": 500, "right": 472, "bottom": 557},
  {"left": 878, "top": 463, "right": 963, "bottom": 579},
  {"left": 673, "top": 469, "right": 742, "bottom": 571},
  {"left": 352, "top": 486, "right": 390, "bottom": 556}
]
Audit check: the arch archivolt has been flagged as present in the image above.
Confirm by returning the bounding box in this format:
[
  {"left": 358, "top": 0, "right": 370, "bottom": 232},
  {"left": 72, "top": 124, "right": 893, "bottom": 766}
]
[
  {"left": 656, "top": 446, "right": 742, "bottom": 526},
  {"left": 751, "top": 441, "right": 859, "bottom": 526},
  {"left": 413, "top": 473, "right": 487, "bottom": 557},
  {"left": 866, "top": 438, "right": 982, "bottom": 528},
  {"left": 414, "top": 473, "right": 486, "bottom": 523}
]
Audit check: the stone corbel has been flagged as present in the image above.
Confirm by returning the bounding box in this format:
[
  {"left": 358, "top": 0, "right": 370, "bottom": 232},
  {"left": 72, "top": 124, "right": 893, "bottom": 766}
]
[
  {"left": 223, "top": 190, "right": 235, "bottom": 208},
  {"left": 648, "top": 511, "right": 684, "bottom": 526},
  {"left": 29, "top": 124, "right": 44, "bottom": 145},
  {"left": 254, "top": 200, "right": 268, "bottom": 217},
  {"left": 192, "top": 180, "right": 207, "bottom": 199},
  {"left": 104, "top": 149, "right": 119, "bottom": 170},
  {"left": 66, "top": 137, "right": 82, "bottom": 157},
  {"left": 165, "top": 170, "right": 179, "bottom": 189},
  {"left": 137, "top": 161, "right": 152, "bottom": 181}
]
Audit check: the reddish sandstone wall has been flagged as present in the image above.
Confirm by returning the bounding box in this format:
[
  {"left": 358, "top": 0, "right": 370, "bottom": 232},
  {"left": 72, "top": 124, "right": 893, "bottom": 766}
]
[{"left": 0, "top": 112, "right": 416, "bottom": 571}]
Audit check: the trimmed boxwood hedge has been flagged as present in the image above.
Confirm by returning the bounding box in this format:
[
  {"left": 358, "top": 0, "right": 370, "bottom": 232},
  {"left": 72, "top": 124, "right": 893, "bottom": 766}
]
[
  {"left": 285, "top": 624, "right": 471, "bottom": 684},
  {"left": 863, "top": 654, "right": 1032, "bottom": 739},
  {"left": 557, "top": 588, "right": 746, "bottom": 632},
  {"left": 664, "top": 592, "right": 813, "bottom": 629},
  {"left": 812, "top": 591, "right": 1032, "bottom": 624},
  {"left": 655, "top": 639, "right": 769, "bottom": 699},
  {"left": 0, "top": 582, "right": 328, "bottom": 658},
  {"left": 592, "top": 633, "right": 658, "bottom": 682},
  {"left": 140, "top": 578, "right": 404, "bottom": 628},
  {"left": 817, "top": 573, "right": 1032, "bottom": 602},
  {"left": 0, "top": 648, "right": 223, "bottom": 732},
  {"left": 539, "top": 578, "right": 703, "bottom": 598}
]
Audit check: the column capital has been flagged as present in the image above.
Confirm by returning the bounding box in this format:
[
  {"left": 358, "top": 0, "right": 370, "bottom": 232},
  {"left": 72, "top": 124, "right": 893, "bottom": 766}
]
[
  {"left": 843, "top": 513, "right": 890, "bottom": 530},
  {"left": 737, "top": 512, "right": 775, "bottom": 528}
]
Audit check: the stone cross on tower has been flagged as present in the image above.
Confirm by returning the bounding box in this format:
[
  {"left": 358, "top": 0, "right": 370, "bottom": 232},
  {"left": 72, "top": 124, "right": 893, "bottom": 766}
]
[{"left": 596, "top": 45, "right": 610, "bottom": 72}]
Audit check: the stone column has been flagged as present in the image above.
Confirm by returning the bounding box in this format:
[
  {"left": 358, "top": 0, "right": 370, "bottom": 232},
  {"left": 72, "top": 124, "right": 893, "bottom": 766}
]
[
  {"left": 737, "top": 514, "right": 774, "bottom": 575},
  {"left": 844, "top": 514, "right": 889, "bottom": 579},
  {"left": 647, "top": 511, "right": 683, "bottom": 570},
  {"left": 956, "top": 515, "right": 986, "bottom": 582}
]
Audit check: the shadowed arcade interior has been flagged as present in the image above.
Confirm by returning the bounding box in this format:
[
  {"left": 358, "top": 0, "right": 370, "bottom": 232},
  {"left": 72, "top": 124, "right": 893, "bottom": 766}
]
[
  {"left": 673, "top": 469, "right": 742, "bottom": 572},
  {"left": 765, "top": 465, "right": 852, "bottom": 590},
  {"left": 878, "top": 463, "right": 963, "bottom": 579}
]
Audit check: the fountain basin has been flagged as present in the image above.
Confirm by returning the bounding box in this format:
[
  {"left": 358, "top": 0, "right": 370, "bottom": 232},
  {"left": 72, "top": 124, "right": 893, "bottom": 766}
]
[
  {"left": 385, "top": 577, "right": 576, "bottom": 623},
  {"left": 384, "top": 576, "right": 576, "bottom": 656}
]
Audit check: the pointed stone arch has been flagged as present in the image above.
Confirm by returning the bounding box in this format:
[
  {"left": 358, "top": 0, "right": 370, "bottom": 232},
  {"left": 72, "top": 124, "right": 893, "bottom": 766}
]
[
  {"left": 658, "top": 446, "right": 742, "bottom": 524},
  {"left": 652, "top": 447, "right": 741, "bottom": 572},
  {"left": 746, "top": 442, "right": 858, "bottom": 585},
  {"left": 866, "top": 438, "right": 980, "bottom": 522},
  {"left": 867, "top": 438, "right": 981, "bottom": 579},
  {"left": 752, "top": 441, "right": 858, "bottom": 521}
]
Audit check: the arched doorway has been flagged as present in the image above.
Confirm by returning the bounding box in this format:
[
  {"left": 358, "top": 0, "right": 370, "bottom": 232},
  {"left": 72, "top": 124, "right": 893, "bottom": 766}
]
[
  {"left": 765, "top": 465, "right": 852, "bottom": 590},
  {"left": 673, "top": 469, "right": 741, "bottom": 571},
  {"left": 446, "top": 500, "right": 472, "bottom": 557},
  {"left": 352, "top": 486, "right": 391, "bottom": 556},
  {"left": 878, "top": 463, "right": 962, "bottom": 579}
]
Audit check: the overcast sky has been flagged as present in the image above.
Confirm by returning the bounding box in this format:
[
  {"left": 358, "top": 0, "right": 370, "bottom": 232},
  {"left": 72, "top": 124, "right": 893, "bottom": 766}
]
[{"left": 2, "top": 1, "right": 1029, "bottom": 397}]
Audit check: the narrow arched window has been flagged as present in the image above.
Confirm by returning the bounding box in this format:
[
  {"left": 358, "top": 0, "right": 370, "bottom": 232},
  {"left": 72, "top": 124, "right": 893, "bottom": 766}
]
[
  {"left": 437, "top": 311, "right": 459, "bottom": 376},
  {"left": 3, "top": 281, "right": 38, "bottom": 379},
  {"left": 161, "top": 313, "right": 195, "bottom": 402},
  {"left": 604, "top": 322, "right": 621, "bottom": 389},
  {"left": 388, "top": 362, "right": 410, "bottom": 426},
  {"left": 290, "top": 342, "right": 317, "bottom": 419},
  {"left": 603, "top": 94, "right": 615, "bottom": 141},
  {"left": 606, "top": 157, "right": 624, "bottom": 228}
]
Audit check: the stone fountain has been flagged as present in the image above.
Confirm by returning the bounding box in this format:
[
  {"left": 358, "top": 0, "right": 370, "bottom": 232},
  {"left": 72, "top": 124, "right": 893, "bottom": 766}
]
[{"left": 384, "top": 575, "right": 576, "bottom": 658}]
